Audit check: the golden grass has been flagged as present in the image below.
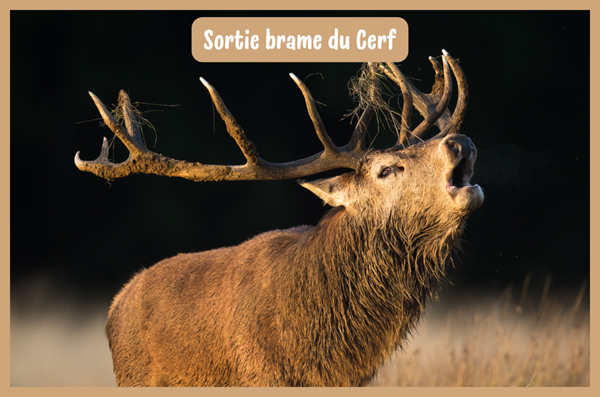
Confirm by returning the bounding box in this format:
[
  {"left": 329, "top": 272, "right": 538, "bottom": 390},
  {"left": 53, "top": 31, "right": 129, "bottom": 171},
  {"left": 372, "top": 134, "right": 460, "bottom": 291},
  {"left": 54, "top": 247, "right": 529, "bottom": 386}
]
[
  {"left": 11, "top": 277, "right": 589, "bottom": 387},
  {"left": 370, "top": 278, "right": 590, "bottom": 387}
]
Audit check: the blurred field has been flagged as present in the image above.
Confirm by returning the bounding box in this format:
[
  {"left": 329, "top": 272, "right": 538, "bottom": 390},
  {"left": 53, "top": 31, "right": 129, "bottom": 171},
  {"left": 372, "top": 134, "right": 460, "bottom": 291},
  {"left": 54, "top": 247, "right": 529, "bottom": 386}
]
[
  {"left": 11, "top": 276, "right": 589, "bottom": 387},
  {"left": 10, "top": 290, "right": 116, "bottom": 387},
  {"left": 370, "top": 277, "right": 590, "bottom": 387}
]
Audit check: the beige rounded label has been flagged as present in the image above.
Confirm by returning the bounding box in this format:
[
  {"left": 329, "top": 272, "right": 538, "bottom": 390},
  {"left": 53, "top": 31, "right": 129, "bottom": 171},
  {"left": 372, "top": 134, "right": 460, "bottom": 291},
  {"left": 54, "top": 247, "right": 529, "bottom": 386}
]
[{"left": 192, "top": 17, "right": 408, "bottom": 62}]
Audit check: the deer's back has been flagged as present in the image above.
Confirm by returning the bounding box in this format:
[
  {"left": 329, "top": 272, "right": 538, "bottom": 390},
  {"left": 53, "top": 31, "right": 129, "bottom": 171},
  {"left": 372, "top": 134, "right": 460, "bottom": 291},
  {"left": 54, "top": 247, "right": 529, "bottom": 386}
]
[{"left": 105, "top": 226, "right": 311, "bottom": 386}]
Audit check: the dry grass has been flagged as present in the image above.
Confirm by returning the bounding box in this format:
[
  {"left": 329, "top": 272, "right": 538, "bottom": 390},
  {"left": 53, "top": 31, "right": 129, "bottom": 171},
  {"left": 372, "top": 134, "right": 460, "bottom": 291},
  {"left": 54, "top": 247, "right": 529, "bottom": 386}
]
[
  {"left": 370, "top": 278, "right": 590, "bottom": 387},
  {"left": 10, "top": 299, "right": 116, "bottom": 386},
  {"left": 11, "top": 277, "right": 589, "bottom": 387}
]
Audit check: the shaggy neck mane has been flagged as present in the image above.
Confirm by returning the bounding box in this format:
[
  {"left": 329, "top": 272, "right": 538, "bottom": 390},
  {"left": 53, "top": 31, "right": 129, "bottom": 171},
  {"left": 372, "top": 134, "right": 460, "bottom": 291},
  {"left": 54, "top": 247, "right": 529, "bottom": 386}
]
[{"left": 279, "top": 205, "right": 465, "bottom": 385}]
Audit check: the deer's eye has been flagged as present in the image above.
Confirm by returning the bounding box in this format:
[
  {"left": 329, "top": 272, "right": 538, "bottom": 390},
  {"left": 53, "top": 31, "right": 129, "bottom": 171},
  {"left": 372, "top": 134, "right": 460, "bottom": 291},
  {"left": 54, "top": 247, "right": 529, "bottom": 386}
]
[
  {"left": 379, "top": 167, "right": 393, "bottom": 178},
  {"left": 378, "top": 166, "right": 405, "bottom": 179}
]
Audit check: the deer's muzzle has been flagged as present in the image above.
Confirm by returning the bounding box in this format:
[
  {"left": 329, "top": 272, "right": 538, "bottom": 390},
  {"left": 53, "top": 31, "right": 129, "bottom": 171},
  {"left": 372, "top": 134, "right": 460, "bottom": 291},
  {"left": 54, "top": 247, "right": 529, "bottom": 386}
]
[{"left": 441, "top": 134, "right": 483, "bottom": 211}]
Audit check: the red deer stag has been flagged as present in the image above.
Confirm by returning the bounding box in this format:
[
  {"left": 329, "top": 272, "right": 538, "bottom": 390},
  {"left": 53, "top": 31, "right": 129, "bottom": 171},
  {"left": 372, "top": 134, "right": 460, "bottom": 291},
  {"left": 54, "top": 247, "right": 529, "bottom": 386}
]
[{"left": 75, "top": 50, "right": 483, "bottom": 386}]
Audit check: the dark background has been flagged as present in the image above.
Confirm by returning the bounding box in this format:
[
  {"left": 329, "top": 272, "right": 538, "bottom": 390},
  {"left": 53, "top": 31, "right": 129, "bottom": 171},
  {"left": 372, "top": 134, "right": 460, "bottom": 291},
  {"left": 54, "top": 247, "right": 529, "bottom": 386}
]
[{"left": 10, "top": 11, "right": 589, "bottom": 310}]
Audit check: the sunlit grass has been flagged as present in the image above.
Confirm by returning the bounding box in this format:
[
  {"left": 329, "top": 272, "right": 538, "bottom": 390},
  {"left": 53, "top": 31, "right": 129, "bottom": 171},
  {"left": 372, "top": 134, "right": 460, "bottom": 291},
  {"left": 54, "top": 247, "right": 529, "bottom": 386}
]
[
  {"left": 11, "top": 277, "right": 588, "bottom": 387},
  {"left": 370, "top": 278, "right": 589, "bottom": 387}
]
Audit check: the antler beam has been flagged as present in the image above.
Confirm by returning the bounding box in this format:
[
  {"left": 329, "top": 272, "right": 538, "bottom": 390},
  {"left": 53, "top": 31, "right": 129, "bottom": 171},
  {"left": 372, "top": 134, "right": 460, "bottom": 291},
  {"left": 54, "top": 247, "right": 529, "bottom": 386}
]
[{"left": 75, "top": 82, "right": 365, "bottom": 182}]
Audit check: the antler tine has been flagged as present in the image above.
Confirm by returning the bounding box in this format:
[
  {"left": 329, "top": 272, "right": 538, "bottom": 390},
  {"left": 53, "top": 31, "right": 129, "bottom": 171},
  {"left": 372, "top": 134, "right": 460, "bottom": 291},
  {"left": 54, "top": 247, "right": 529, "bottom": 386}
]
[
  {"left": 75, "top": 91, "right": 153, "bottom": 180},
  {"left": 437, "top": 49, "right": 469, "bottom": 137},
  {"left": 381, "top": 62, "right": 413, "bottom": 146},
  {"left": 75, "top": 136, "right": 110, "bottom": 167},
  {"left": 288, "top": 73, "right": 337, "bottom": 154},
  {"left": 118, "top": 90, "right": 145, "bottom": 149},
  {"left": 404, "top": 54, "right": 452, "bottom": 142},
  {"left": 346, "top": 63, "right": 377, "bottom": 152},
  {"left": 349, "top": 106, "right": 374, "bottom": 152},
  {"left": 199, "top": 78, "right": 260, "bottom": 165},
  {"left": 406, "top": 55, "right": 453, "bottom": 134},
  {"left": 88, "top": 91, "right": 147, "bottom": 155}
]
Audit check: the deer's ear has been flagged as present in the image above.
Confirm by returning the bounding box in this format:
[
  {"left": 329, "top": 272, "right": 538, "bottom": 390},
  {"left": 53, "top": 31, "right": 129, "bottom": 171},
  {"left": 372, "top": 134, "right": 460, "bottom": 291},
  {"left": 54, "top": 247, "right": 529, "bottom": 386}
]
[{"left": 298, "top": 176, "right": 351, "bottom": 207}]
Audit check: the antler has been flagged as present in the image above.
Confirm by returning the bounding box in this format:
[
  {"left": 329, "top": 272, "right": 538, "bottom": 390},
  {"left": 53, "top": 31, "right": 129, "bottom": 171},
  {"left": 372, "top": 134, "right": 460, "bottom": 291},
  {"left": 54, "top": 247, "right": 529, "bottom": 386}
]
[
  {"left": 377, "top": 49, "right": 469, "bottom": 146},
  {"left": 75, "top": 76, "right": 372, "bottom": 182},
  {"left": 75, "top": 50, "right": 467, "bottom": 182}
]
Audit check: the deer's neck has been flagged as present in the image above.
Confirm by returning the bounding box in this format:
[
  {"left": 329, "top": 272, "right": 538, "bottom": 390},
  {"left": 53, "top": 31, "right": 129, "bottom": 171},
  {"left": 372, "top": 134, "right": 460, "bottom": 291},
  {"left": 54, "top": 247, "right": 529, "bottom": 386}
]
[
  {"left": 279, "top": 206, "right": 463, "bottom": 384},
  {"left": 294, "top": 205, "right": 460, "bottom": 307}
]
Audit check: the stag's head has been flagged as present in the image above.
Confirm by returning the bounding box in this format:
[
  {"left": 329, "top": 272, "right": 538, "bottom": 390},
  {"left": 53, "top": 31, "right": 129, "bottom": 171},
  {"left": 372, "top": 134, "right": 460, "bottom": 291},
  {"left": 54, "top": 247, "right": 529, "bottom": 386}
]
[
  {"left": 75, "top": 50, "right": 482, "bottom": 233},
  {"left": 300, "top": 133, "right": 482, "bottom": 219},
  {"left": 298, "top": 52, "right": 482, "bottom": 235}
]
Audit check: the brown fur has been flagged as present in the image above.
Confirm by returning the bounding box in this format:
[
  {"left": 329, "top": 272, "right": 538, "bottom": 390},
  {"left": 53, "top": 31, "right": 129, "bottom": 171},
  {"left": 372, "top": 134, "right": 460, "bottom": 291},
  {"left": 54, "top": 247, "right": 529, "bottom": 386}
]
[{"left": 105, "top": 134, "right": 483, "bottom": 386}]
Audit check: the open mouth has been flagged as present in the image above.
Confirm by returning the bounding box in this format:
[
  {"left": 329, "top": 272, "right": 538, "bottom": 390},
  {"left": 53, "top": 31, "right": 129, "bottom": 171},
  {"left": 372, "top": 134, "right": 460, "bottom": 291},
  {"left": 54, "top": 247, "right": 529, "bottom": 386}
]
[{"left": 446, "top": 156, "right": 479, "bottom": 194}]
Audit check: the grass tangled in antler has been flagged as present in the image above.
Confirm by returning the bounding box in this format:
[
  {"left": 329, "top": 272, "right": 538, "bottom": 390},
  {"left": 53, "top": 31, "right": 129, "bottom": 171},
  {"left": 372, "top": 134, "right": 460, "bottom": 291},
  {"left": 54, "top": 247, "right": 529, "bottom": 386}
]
[
  {"left": 345, "top": 63, "right": 412, "bottom": 145},
  {"left": 111, "top": 94, "right": 161, "bottom": 150}
]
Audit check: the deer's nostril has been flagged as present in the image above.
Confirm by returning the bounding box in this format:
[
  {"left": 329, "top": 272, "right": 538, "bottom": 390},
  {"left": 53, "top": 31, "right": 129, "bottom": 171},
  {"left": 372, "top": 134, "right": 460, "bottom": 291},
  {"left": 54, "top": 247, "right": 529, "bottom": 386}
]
[
  {"left": 446, "top": 139, "right": 462, "bottom": 155},
  {"left": 444, "top": 135, "right": 473, "bottom": 159}
]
